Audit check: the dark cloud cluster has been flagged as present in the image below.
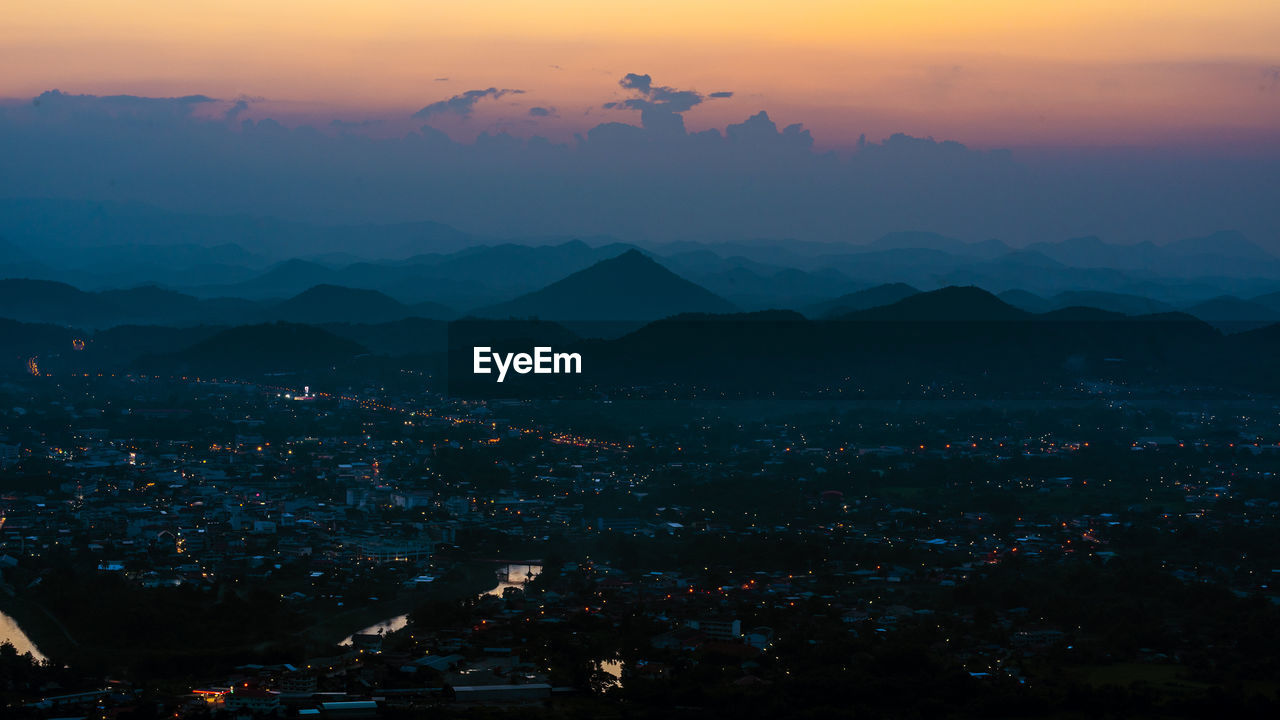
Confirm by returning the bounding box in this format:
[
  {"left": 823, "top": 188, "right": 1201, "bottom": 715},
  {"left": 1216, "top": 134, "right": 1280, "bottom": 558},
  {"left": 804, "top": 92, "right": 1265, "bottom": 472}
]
[
  {"left": 29, "top": 90, "right": 216, "bottom": 119},
  {"left": 610, "top": 72, "right": 704, "bottom": 112},
  {"left": 726, "top": 111, "right": 813, "bottom": 149},
  {"left": 603, "top": 73, "right": 733, "bottom": 134},
  {"left": 413, "top": 87, "right": 524, "bottom": 119}
]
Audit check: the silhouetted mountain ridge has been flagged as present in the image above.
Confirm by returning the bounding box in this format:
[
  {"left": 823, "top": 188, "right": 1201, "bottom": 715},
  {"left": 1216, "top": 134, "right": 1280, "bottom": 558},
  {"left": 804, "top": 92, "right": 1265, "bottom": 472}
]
[
  {"left": 476, "top": 250, "right": 736, "bottom": 322},
  {"left": 838, "top": 286, "right": 1029, "bottom": 322},
  {"left": 805, "top": 283, "right": 920, "bottom": 318},
  {"left": 138, "top": 322, "right": 367, "bottom": 375},
  {"left": 270, "top": 284, "right": 455, "bottom": 323}
]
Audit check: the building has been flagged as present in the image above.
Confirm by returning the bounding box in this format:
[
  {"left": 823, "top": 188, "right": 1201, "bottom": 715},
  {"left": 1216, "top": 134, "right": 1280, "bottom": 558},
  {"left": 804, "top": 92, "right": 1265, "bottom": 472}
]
[
  {"left": 224, "top": 687, "right": 281, "bottom": 715},
  {"left": 350, "top": 633, "right": 384, "bottom": 653},
  {"left": 281, "top": 671, "right": 317, "bottom": 694},
  {"left": 451, "top": 684, "right": 553, "bottom": 703},
  {"left": 691, "top": 618, "right": 741, "bottom": 642},
  {"left": 351, "top": 541, "right": 432, "bottom": 563},
  {"left": 319, "top": 700, "right": 378, "bottom": 718}
]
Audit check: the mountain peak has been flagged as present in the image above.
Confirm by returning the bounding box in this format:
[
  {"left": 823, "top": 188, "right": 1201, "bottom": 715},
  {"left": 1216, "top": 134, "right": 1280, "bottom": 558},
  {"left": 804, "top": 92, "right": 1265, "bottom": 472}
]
[
  {"left": 804, "top": 283, "right": 920, "bottom": 318},
  {"left": 842, "top": 285, "right": 1028, "bottom": 321},
  {"left": 610, "top": 248, "right": 652, "bottom": 264},
  {"left": 1163, "top": 230, "right": 1271, "bottom": 260},
  {"left": 476, "top": 250, "right": 735, "bottom": 322},
  {"left": 272, "top": 284, "right": 412, "bottom": 324}
]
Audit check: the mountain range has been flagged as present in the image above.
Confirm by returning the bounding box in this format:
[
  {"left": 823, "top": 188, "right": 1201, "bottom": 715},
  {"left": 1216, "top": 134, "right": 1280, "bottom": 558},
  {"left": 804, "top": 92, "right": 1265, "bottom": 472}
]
[
  {"left": 4, "top": 198, "right": 1280, "bottom": 313},
  {"left": 0, "top": 278, "right": 456, "bottom": 329},
  {"left": 8, "top": 280, "right": 1280, "bottom": 396},
  {"left": 474, "top": 250, "right": 737, "bottom": 322},
  {"left": 5, "top": 245, "right": 1280, "bottom": 334}
]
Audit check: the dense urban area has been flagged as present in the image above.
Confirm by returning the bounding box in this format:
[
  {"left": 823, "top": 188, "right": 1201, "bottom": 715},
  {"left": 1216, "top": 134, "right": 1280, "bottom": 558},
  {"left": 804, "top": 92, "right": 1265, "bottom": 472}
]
[{"left": 2, "top": 369, "right": 1279, "bottom": 718}]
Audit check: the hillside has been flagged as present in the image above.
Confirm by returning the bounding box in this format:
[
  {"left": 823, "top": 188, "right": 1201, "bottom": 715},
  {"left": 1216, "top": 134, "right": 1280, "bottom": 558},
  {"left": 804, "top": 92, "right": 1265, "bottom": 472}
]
[
  {"left": 476, "top": 250, "right": 736, "bottom": 322},
  {"left": 805, "top": 283, "right": 920, "bottom": 318},
  {"left": 138, "top": 322, "right": 367, "bottom": 375},
  {"left": 270, "top": 284, "right": 454, "bottom": 324},
  {"left": 838, "top": 286, "right": 1029, "bottom": 322}
]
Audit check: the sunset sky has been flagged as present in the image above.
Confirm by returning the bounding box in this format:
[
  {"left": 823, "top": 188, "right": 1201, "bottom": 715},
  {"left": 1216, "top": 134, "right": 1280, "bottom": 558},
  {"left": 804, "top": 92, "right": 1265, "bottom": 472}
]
[{"left": 5, "top": 1, "right": 1279, "bottom": 149}]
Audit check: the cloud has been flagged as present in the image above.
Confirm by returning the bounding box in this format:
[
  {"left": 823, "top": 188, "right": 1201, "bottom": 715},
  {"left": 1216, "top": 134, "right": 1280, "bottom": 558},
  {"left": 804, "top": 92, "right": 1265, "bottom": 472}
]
[
  {"left": 1263, "top": 66, "right": 1280, "bottom": 92},
  {"left": 603, "top": 74, "right": 735, "bottom": 133},
  {"left": 604, "top": 74, "right": 719, "bottom": 135},
  {"left": 331, "top": 118, "right": 382, "bottom": 130},
  {"left": 30, "top": 90, "right": 216, "bottom": 119},
  {"left": 413, "top": 87, "right": 524, "bottom": 119},
  {"left": 224, "top": 99, "right": 250, "bottom": 122},
  {"left": 608, "top": 73, "right": 709, "bottom": 112},
  {"left": 528, "top": 106, "right": 556, "bottom": 118},
  {"left": 2, "top": 87, "right": 1277, "bottom": 251},
  {"left": 619, "top": 73, "right": 653, "bottom": 94}
]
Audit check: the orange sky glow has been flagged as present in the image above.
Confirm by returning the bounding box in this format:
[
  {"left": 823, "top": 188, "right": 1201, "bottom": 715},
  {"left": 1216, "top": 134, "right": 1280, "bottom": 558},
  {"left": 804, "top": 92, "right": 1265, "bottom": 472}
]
[{"left": 4, "top": 1, "right": 1278, "bottom": 148}]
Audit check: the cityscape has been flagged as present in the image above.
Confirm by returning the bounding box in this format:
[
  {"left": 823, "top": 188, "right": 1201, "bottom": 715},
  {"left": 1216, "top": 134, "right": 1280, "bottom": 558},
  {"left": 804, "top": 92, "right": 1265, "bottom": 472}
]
[
  {"left": 2, "top": 352, "right": 1280, "bottom": 716},
  {"left": 4, "top": 1, "right": 1280, "bottom": 718}
]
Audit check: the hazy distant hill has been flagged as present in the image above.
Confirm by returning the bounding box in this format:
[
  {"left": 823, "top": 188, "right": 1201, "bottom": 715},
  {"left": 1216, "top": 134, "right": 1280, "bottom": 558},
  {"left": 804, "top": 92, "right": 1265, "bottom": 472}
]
[
  {"left": 0, "top": 238, "right": 52, "bottom": 279},
  {"left": 0, "top": 277, "right": 451, "bottom": 329},
  {"left": 188, "top": 241, "right": 641, "bottom": 308},
  {"left": 805, "top": 283, "right": 920, "bottom": 318},
  {"left": 815, "top": 247, "right": 964, "bottom": 283},
  {"left": 408, "top": 240, "right": 638, "bottom": 290},
  {"left": 994, "top": 288, "right": 1280, "bottom": 330},
  {"left": 0, "top": 278, "right": 263, "bottom": 328},
  {"left": 1163, "top": 231, "right": 1273, "bottom": 260},
  {"left": 1049, "top": 291, "right": 1173, "bottom": 316},
  {"left": 838, "top": 286, "right": 1029, "bottom": 322},
  {"left": 476, "top": 250, "right": 736, "bottom": 322},
  {"left": 862, "top": 232, "right": 1012, "bottom": 259},
  {"left": 191, "top": 259, "right": 343, "bottom": 300},
  {"left": 1026, "top": 231, "right": 1279, "bottom": 277},
  {"left": 936, "top": 251, "right": 1140, "bottom": 295},
  {"left": 5, "top": 196, "right": 1280, "bottom": 314},
  {"left": 646, "top": 239, "right": 833, "bottom": 270},
  {"left": 270, "top": 284, "right": 455, "bottom": 324},
  {"left": 320, "top": 318, "right": 450, "bottom": 356},
  {"left": 1181, "top": 296, "right": 1280, "bottom": 332},
  {"left": 1037, "top": 306, "right": 1130, "bottom": 322},
  {"left": 997, "top": 289, "right": 1053, "bottom": 313},
  {"left": 695, "top": 266, "right": 861, "bottom": 311},
  {"left": 1026, "top": 236, "right": 1164, "bottom": 270},
  {"left": 993, "top": 288, "right": 1280, "bottom": 327},
  {"left": 1251, "top": 290, "right": 1280, "bottom": 313}
]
